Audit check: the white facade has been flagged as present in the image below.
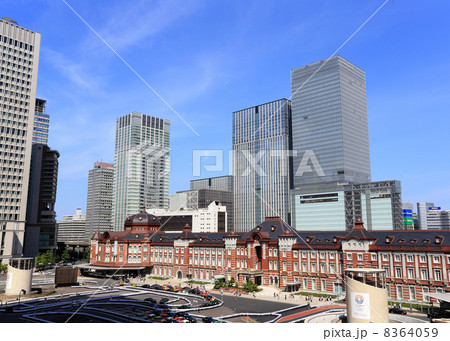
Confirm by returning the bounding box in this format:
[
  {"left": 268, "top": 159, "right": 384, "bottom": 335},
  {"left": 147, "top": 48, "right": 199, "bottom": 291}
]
[
  {"left": 57, "top": 208, "right": 86, "bottom": 242},
  {"left": 0, "top": 18, "right": 41, "bottom": 262},
  {"left": 424, "top": 208, "right": 450, "bottom": 230},
  {"left": 149, "top": 201, "right": 227, "bottom": 233},
  {"left": 112, "top": 112, "right": 170, "bottom": 231}
]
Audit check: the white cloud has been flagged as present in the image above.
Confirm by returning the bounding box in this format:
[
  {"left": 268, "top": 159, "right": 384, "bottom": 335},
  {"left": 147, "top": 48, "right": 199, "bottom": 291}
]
[
  {"left": 96, "top": 0, "right": 203, "bottom": 51},
  {"left": 41, "top": 47, "right": 104, "bottom": 92}
]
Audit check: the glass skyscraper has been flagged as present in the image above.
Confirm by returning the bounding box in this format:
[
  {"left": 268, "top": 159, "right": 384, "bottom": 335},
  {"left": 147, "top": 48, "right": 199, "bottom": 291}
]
[
  {"left": 33, "top": 98, "right": 49, "bottom": 144},
  {"left": 232, "top": 99, "right": 292, "bottom": 232},
  {"left": 291, "top": 55, "right": 371, "bottom": 187},
  {"left": 112, "top": 112, "right": 170, "bottom": 231}
]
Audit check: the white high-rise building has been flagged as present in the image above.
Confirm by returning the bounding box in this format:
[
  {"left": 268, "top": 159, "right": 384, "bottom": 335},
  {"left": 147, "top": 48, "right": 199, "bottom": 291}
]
[
  {"left": 112, "top": 112, "right": 170, "bottom": 231},
  {"left": 0, "top": 17, "right": 41, "bottom": 262}
]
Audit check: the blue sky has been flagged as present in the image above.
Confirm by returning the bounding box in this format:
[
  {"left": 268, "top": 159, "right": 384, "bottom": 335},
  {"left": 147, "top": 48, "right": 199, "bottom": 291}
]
[{"left": 2, "top": 0, "right": 450, "bottom": 217}]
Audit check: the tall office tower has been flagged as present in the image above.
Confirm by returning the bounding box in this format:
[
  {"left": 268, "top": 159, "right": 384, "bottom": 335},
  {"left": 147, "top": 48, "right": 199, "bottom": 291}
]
[
  {"left": 232, "top": 99, "right": 292, "bottom": 232},
  {"left": 190, "top": 175, "right": 233, "bottom": 192},
  {"left": 417, "top": 202, "right": 434, "bottom": 230},
  {"left": 24, "top": 144, "right": 59, "bottom": 257},
  {"left": 85, "top": 161, "right": 113, "bottom": 240},
  {"left": 0, "top": 17, "right": 41, "bottom": 262},
  {"left": 112, "top": 112, "right": 170, "bottom": 231},
  {"left": 291, "top": 55, "right": 371, "bottom": 187},
  {"left": 32, "top": 98, "right": 49, "bottom": 144},
  {"left": 56, "top": 208, "right": 86, "bottom": 242}
]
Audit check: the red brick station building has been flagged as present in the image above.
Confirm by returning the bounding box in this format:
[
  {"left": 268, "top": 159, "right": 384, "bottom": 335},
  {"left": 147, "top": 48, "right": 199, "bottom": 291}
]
[{"left": 88, "top": 210, "right": 450, "bottom": 303}]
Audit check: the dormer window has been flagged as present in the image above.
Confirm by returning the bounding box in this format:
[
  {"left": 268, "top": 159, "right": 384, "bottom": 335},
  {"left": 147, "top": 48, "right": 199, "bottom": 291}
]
[
  {"left": 423, "top": 239, "right": 430, "bottom": 244},
  {"left": 333, "top": 236, "right": 339, "bottom": 243},
  {"left": 435, "top": 236, "right": 443, "bottom": 244},
  {"left": 271, "top": 225, "right": 277, "bottom": 232},
  {"left": 385, "top": 236, "right": 393, "bottom": 244},
  {"left": 398, "top": 239, "right": 405, "bottom": 244},
  {"left": 410, "top": 239, "right": 417, "bottom": 244}
]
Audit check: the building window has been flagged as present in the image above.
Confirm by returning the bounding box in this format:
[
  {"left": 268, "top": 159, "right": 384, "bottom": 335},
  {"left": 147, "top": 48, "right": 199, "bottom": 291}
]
[
  {"left": 302, "top": 252, "right": 307, "bottom": 258},
  {"left": 347, "top": 253, "right": 352, "bottom": 261},
  {"left": 293, "top": 251, "right": 298, "bottom": 258},
  {"left": 269, "top": 261, "right": 273, "bottom": 270},
  {"left": 294, "top": 262, "right": 298, "bottom": 271},
  {"left": 273, "top": 249, "right": 277, "bottom": 257},
  {"left": 371, "top": 254, "right": 377, "bottom": 261},
  {"left": 237, "top": 259, "right": 240, "bottom": 268},
  {"left": 282, "top": 250, "right": 286, "bottom": 258},
  {"left": 330, "top": 263, "right": 336, "bottom": 274},
  {"left": 320, "top": 263, "right": 325, "bottom": 273},
  {"left": 302, "top": 262, "right": 307, "bottom": 272},
  {"left": 119, "top": 245, "right": 123, "bottom": 252},
  {"left": 386, "top": 284, "right": 391, "bottom": 298},
  {"left": 303, "top": 278, "right": 307, "bottom": 289},
  {"left": 312, "top": 279, "right": 317, "bottom": 291},
  {"left": 320, "top": 252, "right": 325, "bottom": 259},
  {"left": 420, "top": 268, "right": 428, "bottom": 280},
  {"left": 321, "top": 279, "right": 326, "bottom": 291},
  {"left": 394, "top": 254, "right": 401, "bottom": 262},
  {"left": 143, "top": 245, "right": 147, "bottom": 252},
  {"left": 407, "top": 268, "right": 414, "bottom": 279},
  {"left": 311, "top": 263, "right": 316, "bottom": 273},
  {"left": 407, "top": 254, "right": 413, "bottom": 262},
  {"left": 311, "top": 252, "right": 316, "bottom": 259},
  {"left": 283, "top": 262, "right": 287, "bottom": 271},
  {"left": 329, "top": 253, "right": 335, "bottom": 260},
  {"left": 237, "top": 248, "right": 240, "bottom": 256},
  {"left": 227, "top": 259, "right": 231, "bottom": 268},
  {"left": 382, "top": 254, "right": 388, "bottom": 261},
  {"left": 357, "top": 253, "right": 363, "bottom": 261},
  {"left": 396, "top": 286, "right": 403, "bottom": 299},
  {"left": 274, "top": 262, "right": 278, "bottom": 270},
  {"left": 419, "top": 255, "right": 426, "bottom": 263},
  {"left": 422, "top": 287, "right": 430, "bottom": 302},
  {"left": 269, "top": 248, "right": 273, "bottom": 257},
  {"left": 395, "top": 267, "right": 402, "bottom": 278},
  {"left": 409, "top": 286, "right": 416, "bottom": 301},
  {"left": 433, "top": 256, "right": 440, "bottom": 264},
  {"left": 434, "top": 269, "right": 442, "bottom": 281},
  {"left": 119, "top": 255, "right": 123, "bottom": 262}
]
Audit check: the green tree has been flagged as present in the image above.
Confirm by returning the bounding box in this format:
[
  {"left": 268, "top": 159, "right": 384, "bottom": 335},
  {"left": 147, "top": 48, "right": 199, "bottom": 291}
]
[
  {"left": 243, "top": 280, "right": 258, "bottom": 292},
  {"left": 214, "top": 279, "right": 225, "bottom": 289},
  {"left": 61, "top": 247, "right": 70, "bottom": 262},
  {"left": 0, "top": 263, "right": 7, "bottom": 274}
]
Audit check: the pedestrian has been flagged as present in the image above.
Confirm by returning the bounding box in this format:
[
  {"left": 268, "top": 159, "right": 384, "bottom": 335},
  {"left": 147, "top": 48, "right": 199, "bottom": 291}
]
[
  {"left": 274, "top": 292, "right": 276, "bottom": 298},
  {"left": 285, "top": 295, "right": 287, "bottom": 300}
]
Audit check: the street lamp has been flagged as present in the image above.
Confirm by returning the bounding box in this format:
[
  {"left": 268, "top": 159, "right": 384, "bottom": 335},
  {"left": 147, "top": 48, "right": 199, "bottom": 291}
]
[{"left": 18, "top": 289, "right": 26, "bottom": 309}]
